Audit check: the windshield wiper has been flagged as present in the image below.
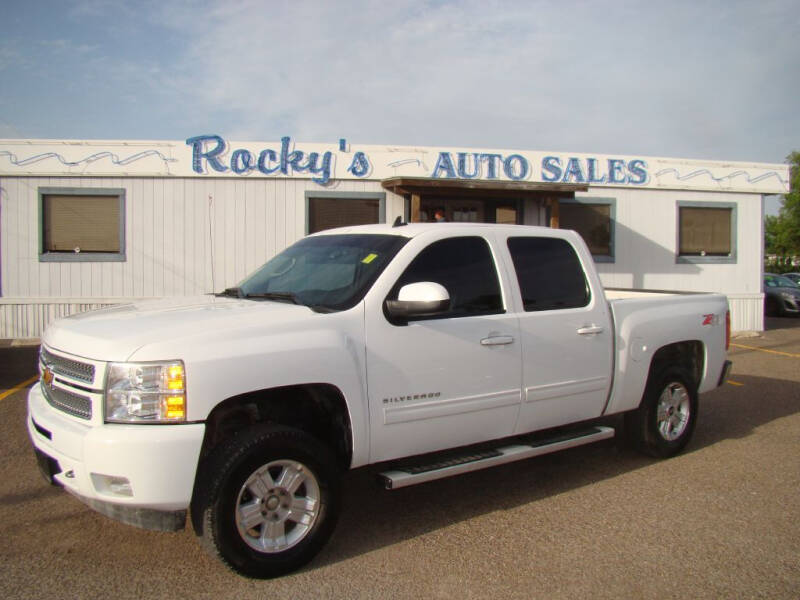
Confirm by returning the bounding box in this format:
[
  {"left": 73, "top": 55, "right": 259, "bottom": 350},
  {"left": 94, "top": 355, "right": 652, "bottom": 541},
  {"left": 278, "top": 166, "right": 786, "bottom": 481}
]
[
  {"left": 243, "top": 291, "right": 301, "bottom": 305},
  {"left": 216, "top": 287, "right": 244, "bottom": 298}
]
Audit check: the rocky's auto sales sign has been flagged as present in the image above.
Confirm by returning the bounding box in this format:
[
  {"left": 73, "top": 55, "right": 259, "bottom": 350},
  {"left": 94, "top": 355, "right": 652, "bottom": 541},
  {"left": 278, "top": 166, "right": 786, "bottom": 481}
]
[{"left": 0, "top": 134, "right": 790, "bottom": 194}]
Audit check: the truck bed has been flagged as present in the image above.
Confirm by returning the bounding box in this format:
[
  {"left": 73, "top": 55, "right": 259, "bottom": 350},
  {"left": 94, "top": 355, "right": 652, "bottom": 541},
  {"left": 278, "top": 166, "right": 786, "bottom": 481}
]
[{"left": 603, "top": 287, "right": 730, "bottom": 415}]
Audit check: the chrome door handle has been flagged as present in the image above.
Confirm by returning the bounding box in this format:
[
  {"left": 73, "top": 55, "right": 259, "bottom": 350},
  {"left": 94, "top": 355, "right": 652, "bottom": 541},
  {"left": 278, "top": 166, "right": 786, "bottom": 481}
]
[
  {"left": 481, "top": 335, "right": 515, "bottom": 346},
  {"left": 577, "top": 325, "right": 604, "bottom": 335}
]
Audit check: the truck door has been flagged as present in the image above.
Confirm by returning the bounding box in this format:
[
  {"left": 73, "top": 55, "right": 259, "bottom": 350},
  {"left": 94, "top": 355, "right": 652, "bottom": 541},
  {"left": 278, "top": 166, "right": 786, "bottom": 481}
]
[
  {"left": 365, "top": 235, "right": 522, "bottom": 463},
  {"left": 505, "top": 234, "right": 614, "bottom": 433}
]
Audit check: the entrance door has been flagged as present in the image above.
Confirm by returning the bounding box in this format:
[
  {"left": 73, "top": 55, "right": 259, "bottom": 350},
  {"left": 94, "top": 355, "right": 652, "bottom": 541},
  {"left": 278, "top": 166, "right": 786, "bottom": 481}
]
[
  {"left": 365, "top": 235, "right": 522, "bottom": 463},
  {"left": 417, "top": 197, "right": 520, "bottom": 224},
  {"left": 493, "top": 201, "right": 519, "bottom": 224}
]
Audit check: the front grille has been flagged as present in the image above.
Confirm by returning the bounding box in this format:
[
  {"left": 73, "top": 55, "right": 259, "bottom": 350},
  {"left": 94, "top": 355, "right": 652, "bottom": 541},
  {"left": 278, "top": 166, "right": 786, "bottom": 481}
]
[
  {"left": 42, "top": 384, "right": 92, "bottom": 420},
  {"left": 41, "top": 348, "right": 95, "bottom": 384}
]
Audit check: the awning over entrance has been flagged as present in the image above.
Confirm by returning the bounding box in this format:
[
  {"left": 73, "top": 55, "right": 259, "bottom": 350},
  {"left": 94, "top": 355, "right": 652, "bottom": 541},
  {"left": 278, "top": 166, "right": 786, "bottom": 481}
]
[{"left": 381, "top": 177, "right": 589, "bottom": 227}]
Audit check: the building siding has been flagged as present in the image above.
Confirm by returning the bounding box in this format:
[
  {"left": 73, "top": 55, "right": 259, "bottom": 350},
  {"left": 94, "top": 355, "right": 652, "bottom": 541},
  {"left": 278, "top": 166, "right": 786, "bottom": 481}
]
[
  {"left": 0, "top": 174, "right": 766, "bottom": 337},
  {"left": 588, "top": 188, "right": 762, "bottom": 296},
  {"left": 1, "top": 176, "right": 397, "bottom": 298}
]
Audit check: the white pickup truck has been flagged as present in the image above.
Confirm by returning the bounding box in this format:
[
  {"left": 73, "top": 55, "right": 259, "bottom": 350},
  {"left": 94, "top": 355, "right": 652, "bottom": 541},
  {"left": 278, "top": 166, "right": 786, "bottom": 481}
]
[{"left": 28, "top": 222, "right": 731, "bottom": 578}]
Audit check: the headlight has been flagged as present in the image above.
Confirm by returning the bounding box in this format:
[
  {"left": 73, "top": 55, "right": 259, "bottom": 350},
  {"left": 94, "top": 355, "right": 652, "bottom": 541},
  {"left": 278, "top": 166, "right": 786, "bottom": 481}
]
[
  {"left": 105, "top": 361, "right": 186, "bottom": 423},
  {"left": 780, "top": 292, "right": 796, "bottom": 300}
]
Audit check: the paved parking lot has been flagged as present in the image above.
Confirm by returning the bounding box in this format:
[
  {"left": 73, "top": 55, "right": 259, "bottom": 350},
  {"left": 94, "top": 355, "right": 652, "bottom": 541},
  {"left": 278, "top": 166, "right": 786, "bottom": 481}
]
[{"left": 1, "top": 320, "right": 798, "bottom": 599}]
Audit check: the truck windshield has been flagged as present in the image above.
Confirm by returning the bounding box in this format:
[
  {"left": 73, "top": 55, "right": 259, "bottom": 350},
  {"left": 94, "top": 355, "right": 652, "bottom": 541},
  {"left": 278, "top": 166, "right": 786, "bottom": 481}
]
[{"left": 225, "top": 234, "right": 409, "bottom": 312}]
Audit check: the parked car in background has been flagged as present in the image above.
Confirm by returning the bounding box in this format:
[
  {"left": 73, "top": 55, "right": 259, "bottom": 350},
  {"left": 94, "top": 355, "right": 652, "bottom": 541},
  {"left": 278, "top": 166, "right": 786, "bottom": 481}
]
[
  {"left": 764, "top": 273, "right": 800, "bottom": 316},
  {"left": 782, "top": 273, "right": 800, "bottom": 285}
]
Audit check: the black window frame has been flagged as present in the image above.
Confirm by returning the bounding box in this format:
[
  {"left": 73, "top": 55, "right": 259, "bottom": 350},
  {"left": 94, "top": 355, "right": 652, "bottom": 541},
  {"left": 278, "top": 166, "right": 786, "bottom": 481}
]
[
  {"left": 507, "top": 236, "right": 591, "bottom": 312},
  {"left": 386, "top": 236, "right": 505, "bottom": 322}
]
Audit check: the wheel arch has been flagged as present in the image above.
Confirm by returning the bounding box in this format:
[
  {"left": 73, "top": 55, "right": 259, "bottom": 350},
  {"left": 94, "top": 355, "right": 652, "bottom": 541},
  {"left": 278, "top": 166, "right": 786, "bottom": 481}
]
[
  {"left": 646, "top": 340, "right": 704, "bottom": 392},
  {"left": 198, "top": 383, "right": 353, "bottom": 471}
]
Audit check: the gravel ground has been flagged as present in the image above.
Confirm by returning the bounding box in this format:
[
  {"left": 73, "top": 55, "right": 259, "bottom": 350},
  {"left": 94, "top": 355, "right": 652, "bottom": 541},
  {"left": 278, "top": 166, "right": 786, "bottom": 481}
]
[{"left": 1, "top": 320, "right": 798, "bottom": 599}]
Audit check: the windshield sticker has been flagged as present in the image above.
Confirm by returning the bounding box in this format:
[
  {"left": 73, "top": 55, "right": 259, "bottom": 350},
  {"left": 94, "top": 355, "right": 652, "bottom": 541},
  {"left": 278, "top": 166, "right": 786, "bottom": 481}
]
[{"left": 362, "top": 253, "right": 378, "bottom": 264}]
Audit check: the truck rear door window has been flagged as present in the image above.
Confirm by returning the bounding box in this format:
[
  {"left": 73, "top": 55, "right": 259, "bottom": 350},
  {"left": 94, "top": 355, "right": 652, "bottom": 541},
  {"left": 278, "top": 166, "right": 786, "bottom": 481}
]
[
  {"left": 507, "top": 237, "right": 590, "bottom": 311},
  {"left": 392, "top": 236, "right": 503, "bottom": 318}
]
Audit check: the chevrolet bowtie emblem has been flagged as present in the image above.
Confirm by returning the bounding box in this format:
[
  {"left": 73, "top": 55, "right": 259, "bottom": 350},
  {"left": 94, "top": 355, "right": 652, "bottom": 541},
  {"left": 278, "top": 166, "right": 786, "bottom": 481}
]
[{"left": 42, "top": 367, "right": 54, "bottom": 386}]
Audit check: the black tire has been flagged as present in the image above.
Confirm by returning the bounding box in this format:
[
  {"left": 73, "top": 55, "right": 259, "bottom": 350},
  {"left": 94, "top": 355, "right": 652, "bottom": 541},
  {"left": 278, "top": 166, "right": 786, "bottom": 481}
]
[
  {"left": 765, "top": 296, "right": 780, "bottom": 317},
  {"left": 625, "top": 367, "right": 698, "bottom": 458},
  {"left": 191, "top": 425, "right": 341, "bottom": 578}
]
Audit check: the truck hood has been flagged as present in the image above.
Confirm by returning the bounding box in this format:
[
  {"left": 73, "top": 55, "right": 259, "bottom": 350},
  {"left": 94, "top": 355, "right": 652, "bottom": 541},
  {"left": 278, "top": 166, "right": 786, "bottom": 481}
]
[{"left": 42, "top": 296, "right": 317, "bottom": 362}]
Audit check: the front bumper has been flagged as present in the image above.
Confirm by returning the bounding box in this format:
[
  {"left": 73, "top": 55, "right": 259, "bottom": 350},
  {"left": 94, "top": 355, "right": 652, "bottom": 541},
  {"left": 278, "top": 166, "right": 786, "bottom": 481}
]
[
  {"left": 780, "top": 297, "right": 800, "bottom": 314},
  {"left": 27, "top": 382, "right": 205, "bottom": 531}
]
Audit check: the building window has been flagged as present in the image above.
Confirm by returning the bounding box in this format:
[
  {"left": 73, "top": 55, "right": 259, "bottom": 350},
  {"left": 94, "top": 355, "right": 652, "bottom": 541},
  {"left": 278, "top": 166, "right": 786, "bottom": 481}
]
[
  {"left": 559, "top": 197, "right": 615, "bottom": 262},
  {"left": 305, "top": 191, "right": 385, "bottom": 234},
  {"left": 39, "top": 188, "right": 126, "bottom": 262},
  {"left": 677, "top": 202, "right": 736, "bottom": 263}
]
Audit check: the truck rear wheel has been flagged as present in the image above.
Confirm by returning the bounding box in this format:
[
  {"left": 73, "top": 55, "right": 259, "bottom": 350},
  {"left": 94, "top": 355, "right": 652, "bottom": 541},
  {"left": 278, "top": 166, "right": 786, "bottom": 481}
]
[
  {"left": 626, "top": 367, "right": 698, "bottom": 458},
  {"left": 192, "top": 425, "right": 340, "bottom": 578}
]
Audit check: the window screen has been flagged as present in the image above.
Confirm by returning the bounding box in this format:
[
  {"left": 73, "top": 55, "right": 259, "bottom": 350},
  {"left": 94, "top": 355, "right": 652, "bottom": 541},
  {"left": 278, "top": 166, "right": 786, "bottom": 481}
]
[
  {"left": 41, "top": 190, "right": 123, "bottom": 256},
  {"left": 392, "top": 237, "right": 503, "bottom": 318},
  {"left": 507, "top": 237, "right": 590, "bottom": 311},
  {"left": 559, "top": 203, "right": 611, "bottom": 256},
  {"left": 678, "top": 206, "right": 732, "bottom": 256},
  {"left": 308, "top": 197, "right": 380, "bottom": 233}
]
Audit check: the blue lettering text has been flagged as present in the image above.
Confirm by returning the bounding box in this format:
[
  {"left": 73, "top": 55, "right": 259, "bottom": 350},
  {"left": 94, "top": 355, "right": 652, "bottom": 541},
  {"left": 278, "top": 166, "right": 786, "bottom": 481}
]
[
  {"left": 563, "top": 158, "right": 586, "bottom": 183},
  {"left": 230, "top": 149, "right": 253, "bottom": 174},
  {"left": 503, "top": 155, "right": 529, "bottom": 180},
  {"left": 186, "top": 134, "right": 228, "bottom": 173},
  {"left": 627, "top": 159, "right": 648, "bottom": 185},
  {"left": 457, "top": 153, "right": 480, "bottom": 178},
  {"left": 607, "top": 159, "right": 627, "bottom": 184},
  {"left": 541, "top": 156, "right": 563, "bottom": 182},
  {"left": 280, "top": 136, "right": 306, "bottom": 174},
  {"left": 307, "top": 152, "right": 334, "bottom": 185},
  {"left": 348, "top": 152, "right": 370, "bottom": 177},
  {"left": 257, "top": 149, "right": 279, "bottom": 175},
  {"left": 586, "top": 158, "right": 606, "bottom": 183},
  {"left": 480, "top": 154, "right": 503, "bottom": 179},
  {"left": 432, "top": 152, "right": 457, "bottom": 178}
]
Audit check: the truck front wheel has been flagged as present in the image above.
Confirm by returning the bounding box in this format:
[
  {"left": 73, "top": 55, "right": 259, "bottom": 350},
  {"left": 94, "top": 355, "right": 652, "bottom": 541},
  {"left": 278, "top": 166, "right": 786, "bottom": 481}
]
[
  {"left": 626, "top": 367, "right": 698, "bottom": 458},
  {"left": 192, "top": 425, "right": 341, "bottom": 578}
]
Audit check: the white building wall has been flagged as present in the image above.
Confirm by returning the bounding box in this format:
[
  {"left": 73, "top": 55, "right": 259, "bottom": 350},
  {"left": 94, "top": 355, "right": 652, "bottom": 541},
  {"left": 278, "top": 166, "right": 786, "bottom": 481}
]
[
  {"left": 581, "top": 188, "right": 763, "bottom": 332},
  {"left": 0, "top": 173, "right": 766, "bottom": 337},
  {"left": 0, "top": 176, "right": 399, "bottom": 337}
]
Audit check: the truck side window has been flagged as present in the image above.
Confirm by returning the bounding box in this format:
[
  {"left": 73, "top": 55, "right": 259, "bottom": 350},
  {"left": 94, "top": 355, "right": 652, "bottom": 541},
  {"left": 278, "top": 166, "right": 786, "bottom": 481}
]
[
  {"left": 507, "top": 237, "right": 590, "bottom": 311},
  {"left": 392, "top": 236, "right": 503, "bottom": 318}
]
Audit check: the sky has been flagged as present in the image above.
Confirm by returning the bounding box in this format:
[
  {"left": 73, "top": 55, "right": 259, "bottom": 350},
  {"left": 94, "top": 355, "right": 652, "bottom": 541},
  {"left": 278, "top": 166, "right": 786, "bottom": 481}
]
[{"left": 1, "top": 0, "right": 798, "bottom": 211}]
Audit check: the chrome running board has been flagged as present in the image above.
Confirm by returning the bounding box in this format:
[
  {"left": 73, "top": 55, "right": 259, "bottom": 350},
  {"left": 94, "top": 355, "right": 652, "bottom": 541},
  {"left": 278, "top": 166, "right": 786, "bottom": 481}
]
[{"left": 379, "top": 426, "right": 615, "bottom": 490}]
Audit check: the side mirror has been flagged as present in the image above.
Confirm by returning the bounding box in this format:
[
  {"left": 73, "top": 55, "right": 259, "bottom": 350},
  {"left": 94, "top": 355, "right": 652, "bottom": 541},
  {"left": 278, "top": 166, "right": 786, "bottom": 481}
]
[{"left": 385, "top": 282, "right": 450, "bottom": 319}]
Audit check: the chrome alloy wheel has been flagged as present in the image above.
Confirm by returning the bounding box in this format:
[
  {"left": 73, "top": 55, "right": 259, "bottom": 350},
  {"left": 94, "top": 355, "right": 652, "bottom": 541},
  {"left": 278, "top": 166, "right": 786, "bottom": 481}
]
[
  {"left": 656, "top": 382, "right": 691, "bottom": 442},
  {"left": 235, "top": 460, "right": 321, "bottom": 553}
]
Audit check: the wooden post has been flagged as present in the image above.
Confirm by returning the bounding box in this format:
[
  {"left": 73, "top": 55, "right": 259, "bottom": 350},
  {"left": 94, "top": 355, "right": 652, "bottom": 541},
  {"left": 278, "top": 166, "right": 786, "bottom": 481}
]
[
  {"left": 549, "top": 198, "right": 560, "bottom": 229},
  {"left": 411, "top": 194, "right": 421, "bottom": 223}
]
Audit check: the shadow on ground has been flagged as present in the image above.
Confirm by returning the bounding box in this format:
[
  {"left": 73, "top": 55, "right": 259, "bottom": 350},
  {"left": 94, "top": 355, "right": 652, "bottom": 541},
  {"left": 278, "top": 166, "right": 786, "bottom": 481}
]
[
  {"left": 4, "top": 342, "right": 797, "bottom": 581},
  {"left": 313, "top": 372, "right": 799, "bottom": 569},
  {"left": 765, "top": 315, "right": 800, "bottom": 331},
  {"left": 0, "top": 346, "right": 38, "bottom": 391}
]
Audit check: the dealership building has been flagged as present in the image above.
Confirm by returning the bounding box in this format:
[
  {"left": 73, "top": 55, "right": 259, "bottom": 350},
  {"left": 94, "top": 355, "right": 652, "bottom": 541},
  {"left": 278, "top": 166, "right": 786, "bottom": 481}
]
[{"left": 0, "top": 135, "right": 790, "bottom": 338}]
